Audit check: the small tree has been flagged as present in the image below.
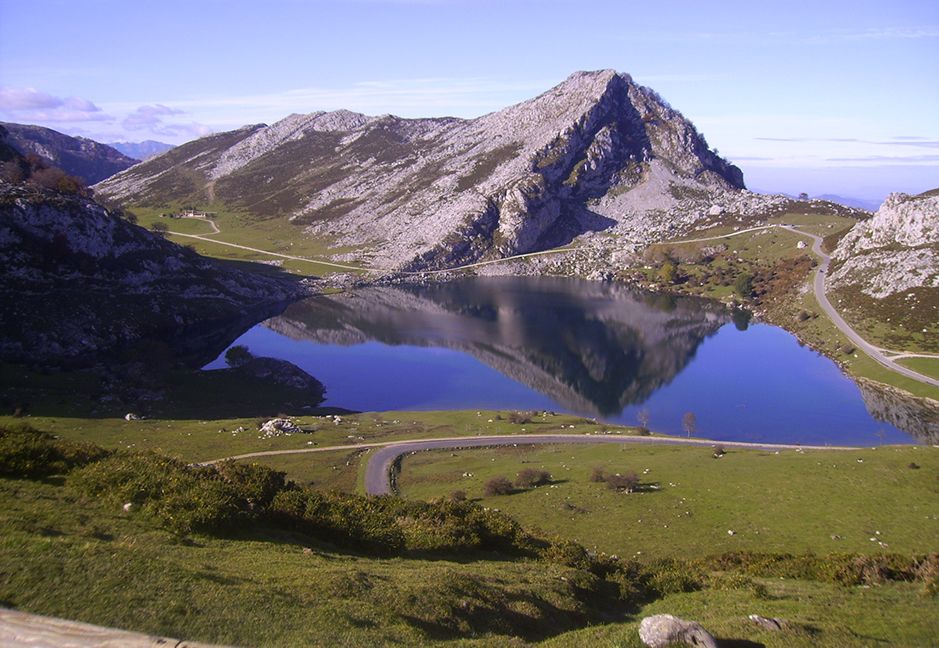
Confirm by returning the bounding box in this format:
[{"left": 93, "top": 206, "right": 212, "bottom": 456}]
[
  {"left": 150, "top": 221, "right": 169, "bottom": 236},
  {"left": 734, "top": 272, "right": 754, "bottom": 298},
  {"left": 658, "top": 261, "right": 678, "bottom": 285},
  {"left": 798, "top": 192, "right": 809, "bottom": 201},
  {"left": 225, "top": 345, "right": 254, "bottom": 368},
  {"left": 682, "top": 412, "right": 697, "bottom": 438},
  {"left": 606, "top": 473, "right": 640, "bottom": 493},
  {"left": 515, "top": 468, "right": 551, "bottom": 488},
  {"left": 637, "top": 408, "right": 650, "bottom": 432},
  {"left": 483, "top": 476, "right": 514, "bottom": 496}
]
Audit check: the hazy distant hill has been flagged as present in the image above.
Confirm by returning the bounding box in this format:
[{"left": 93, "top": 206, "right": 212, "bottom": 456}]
[
  {"left": 0, "top": 122, "right": 138, "bottom": 184},
  {"left": 98, "top": 70, "right": 791, "bottom": 271},
  {"left": 109, "top": 140, "right": 174, "bottom": 160},
  {"left": 813, "top": 194, "right": 880, "bottom": 211}
]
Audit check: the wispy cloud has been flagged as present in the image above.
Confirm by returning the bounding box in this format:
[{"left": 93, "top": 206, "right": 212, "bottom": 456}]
[
  {"left": 122, "top": 104, "right": 211, "bottom": 138},
  {"left": 804, "top": 26, "right": 939, "bottom": 44},
  {"left": 825, "top": 154, "right": 939, "bottom": 163},
  {"left": 0, "top": 87, "right": 113, "bottom": 123},
  {"left": 756, "top": 136, "right": 939, "bottom": 148}
]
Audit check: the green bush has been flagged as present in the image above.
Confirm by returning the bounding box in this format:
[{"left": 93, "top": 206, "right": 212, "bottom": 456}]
[
  {"left": 215, "top": 460, "right": 286, "bottom": 511},
  {"left": 0, "top": 425, "right": 109, "bottom": 478},
  {"left": 643, "top": 558, "right": 704, "bottom": 595},
  {"left": 271, "top": 488, "right": 406, "bottom": 554},
  {"left": 70, "top": 453, "right": 245, "bottom": 535}
]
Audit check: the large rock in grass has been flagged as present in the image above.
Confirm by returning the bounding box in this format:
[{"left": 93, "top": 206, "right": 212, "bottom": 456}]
[{"left": 638, "top": 614, "right": 717, "bottom": 648}]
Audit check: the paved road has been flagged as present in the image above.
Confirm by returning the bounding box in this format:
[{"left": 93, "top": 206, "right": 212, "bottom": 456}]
[
  {"left": 777, "top": 225, "right": 939, "bottom": 388},
  {"left": 359, "top": 434, "right": 860, "bottom": 495}
]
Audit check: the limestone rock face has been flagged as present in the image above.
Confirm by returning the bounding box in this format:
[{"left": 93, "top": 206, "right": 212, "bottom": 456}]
[
  {"left": 829, "top": 190, "right": 939, "bottom": 298},
  {"left": 0, "top": 183, "right": 304, "bottom": 365},
  {"left": 97, "top": 70, "right": 767, "bottom": 271},
  {"left": 638, "top": 614, "right": 718, "bottom": 648}
]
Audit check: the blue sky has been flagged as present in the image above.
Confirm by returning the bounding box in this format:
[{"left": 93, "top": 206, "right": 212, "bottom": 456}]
[{"left": 1, "top": 0, "right": 937, "bottom": 200}]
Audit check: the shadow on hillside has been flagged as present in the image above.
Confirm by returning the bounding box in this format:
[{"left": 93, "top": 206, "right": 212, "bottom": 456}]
[{"left": 0, "top": 361, "right": 346, "bottom": 420}]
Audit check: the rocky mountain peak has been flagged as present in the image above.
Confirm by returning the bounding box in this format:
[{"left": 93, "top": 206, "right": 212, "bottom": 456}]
[{"left": 97, "top": 70, "right": 752, "bottom": 270}]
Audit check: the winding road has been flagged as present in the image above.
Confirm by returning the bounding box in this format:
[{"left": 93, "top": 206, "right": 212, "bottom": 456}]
[
  {"left": 203, "top": 433, "right": 862, "bottom": 496},
  {"left": 777, "top": 225, "right": 939, "bottom": 388},
  {"left": 670, "top": 223, "right": 938, "bottom": 388}
]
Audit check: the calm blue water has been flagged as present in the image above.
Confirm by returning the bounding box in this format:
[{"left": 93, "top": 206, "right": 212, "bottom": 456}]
[{"left": 204, "top": 278, "right": 922, "bottom": 445}]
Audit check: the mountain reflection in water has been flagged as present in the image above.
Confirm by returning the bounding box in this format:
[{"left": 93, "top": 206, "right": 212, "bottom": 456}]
[
  {"left": 267, "top": 278, "right": 728, "bottom": 417},
  {"left": 207, "top": 277, "right": 931, "bottom": 445}
]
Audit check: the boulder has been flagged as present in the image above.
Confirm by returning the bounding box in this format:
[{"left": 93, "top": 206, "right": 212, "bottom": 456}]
[
  {"left": 259, "top": 418, "right": 302, "bottom": 437},
  {"left": 749, "top": 614, "right": 785, "bottom": 631},
  {"left": 638, "top": 614, "right": 717, "bottom": 648}
]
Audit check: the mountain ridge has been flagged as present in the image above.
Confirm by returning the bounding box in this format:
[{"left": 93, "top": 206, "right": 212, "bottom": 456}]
[
  {"left": 1, "top": 122, "right": 138, "bottom": 184},
  {"left": 97, "top": 70, "right": 776, "bottom": 271}
]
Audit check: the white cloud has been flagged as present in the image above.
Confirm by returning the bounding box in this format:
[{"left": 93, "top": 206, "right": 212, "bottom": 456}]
[{"left": 0, "top": 87, "right": 112, "bottom": 123}]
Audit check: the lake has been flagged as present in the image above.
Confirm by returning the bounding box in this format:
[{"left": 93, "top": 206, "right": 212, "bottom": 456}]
[{"left": 205, "top": 277, "right": 927, "bottom": 445}]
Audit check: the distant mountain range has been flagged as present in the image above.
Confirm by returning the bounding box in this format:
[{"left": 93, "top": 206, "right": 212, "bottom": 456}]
[
  {"left": 108, "top": 140, "right": 174, "bottom": 161},
  {"left": 0, "top": 122, "right": 138, "bottom": 185},
  {"left": 98, "top": 70, "right": 786, "bottom": 271}
]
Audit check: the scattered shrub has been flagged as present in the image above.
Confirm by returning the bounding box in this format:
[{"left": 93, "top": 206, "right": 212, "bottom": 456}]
[
  {"left": 483, "top": 476, "right": 515, "bottom": 496},
  {"left": 541, "top": 540, "right": 594, "bottom": 571},
  {"left": 70, "top": 453, "right": 246, "bottom": 535},
  {"left": 589, "top": 466, "right": 607, "bottom": 483},
  {"left": 643, "top": 559, "right": 704, "bottom": 595},
  {"left": 0, "top": 425, "right": 109, "bottom": 478},
  {"left": 515, "top": 468, "right": 551, "bottom": 488},
  {"left": 915, "top": 553, "right": 938, "bottom": 596},
  {"left": 215, "top": 460, "right": 287, "bottom": 511},
  {"left": 713, "top": 445, "right": 726, "bottom": 458},
  {"left": 908, "top": 462, "right": 920, "bottom": 470},
  {"left": 508, "top": 411, "right": 532, "bottom": 424},
  {"left": 449, "top": 489, "right": 467, "bottom": 502},
  {"left": 271, "top": 488, "right": 406, "bottom": 554},
  {"left": 606, "top": 473, "right": 640, "bottom": 492}
]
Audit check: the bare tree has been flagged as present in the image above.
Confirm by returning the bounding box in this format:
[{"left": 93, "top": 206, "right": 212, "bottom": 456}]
[
  {"left": 682, "top": 412, "right": 697, "bottom": 438},
  {"left": 637, "top": 408, "right": 650, "bottom": 431}
]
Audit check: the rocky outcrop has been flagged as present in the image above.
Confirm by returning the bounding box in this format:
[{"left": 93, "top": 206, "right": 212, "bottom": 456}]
[
  {"left": 0, "top": 182, "right": 306, "bottom": 365},
  {"left": 97, "top": 70, "right": 775, "bottom": 271},
  {"left": 830, "top": 190, "right": 939, "bottom": 298},
  {"left": 1, "top": 122, "right": 138, "bottom": 184}
]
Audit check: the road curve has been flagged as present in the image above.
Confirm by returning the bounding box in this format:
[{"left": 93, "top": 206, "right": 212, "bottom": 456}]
[
  {"left": 778, "top": 225, "right": 939, "bottom": 388},
  {"left": 360, "top": 433, "right": 863, "bottom": 496}
]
